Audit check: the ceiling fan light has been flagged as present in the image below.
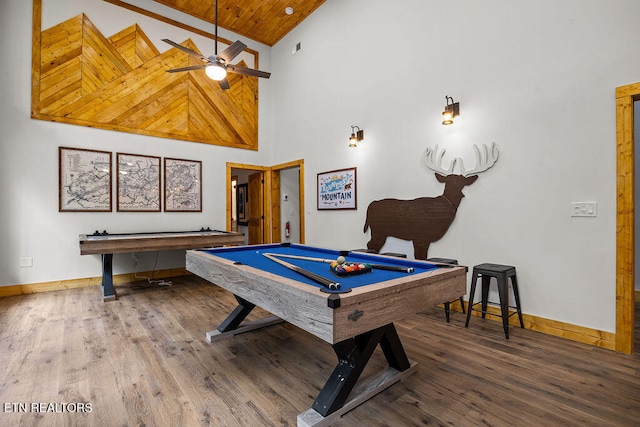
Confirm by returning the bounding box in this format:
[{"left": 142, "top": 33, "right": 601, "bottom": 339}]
[{"left": 205, "top": 64, "right": 227, "bottom": 81}]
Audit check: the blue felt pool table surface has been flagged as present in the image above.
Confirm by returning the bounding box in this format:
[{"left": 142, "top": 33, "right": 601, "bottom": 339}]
[{"left": 199, "top": 243, "right": 440, "bottom": 291}]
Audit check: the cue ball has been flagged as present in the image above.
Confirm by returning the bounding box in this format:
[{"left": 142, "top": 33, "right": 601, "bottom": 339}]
[{"left": 337, "top": 256, "right": 346, "bottom": 264}]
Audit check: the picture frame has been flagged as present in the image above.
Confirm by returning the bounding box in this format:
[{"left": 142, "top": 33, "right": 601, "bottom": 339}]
[
  {"left": 317, "top": 167, "right": 357, "bottom": 210},
  {"left": 59, "top": 146, "right": 112, "bottom": 212},
  {"left": 164, "top": 157, "right": 202, "bottom": 212},
  {"left": 116, "top": 152, "right": 161, "bottom": 212},
  {"left": 237, "top": 183, "right": 249, "bottom": 225}
]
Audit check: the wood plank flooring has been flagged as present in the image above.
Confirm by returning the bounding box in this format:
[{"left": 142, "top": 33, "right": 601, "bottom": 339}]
[{"left": 1, "top": 275, "right": 639, "bottom": 426}]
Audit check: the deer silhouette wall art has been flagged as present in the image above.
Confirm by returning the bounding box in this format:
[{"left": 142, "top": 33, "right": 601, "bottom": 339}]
[{"left": 363, "top": 143, "right": 499, "bottom": 260}]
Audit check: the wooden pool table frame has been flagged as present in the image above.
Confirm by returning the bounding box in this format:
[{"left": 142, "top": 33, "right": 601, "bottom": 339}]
[{"left": 186, "top": 244, "right": 466, "bottom": 426}]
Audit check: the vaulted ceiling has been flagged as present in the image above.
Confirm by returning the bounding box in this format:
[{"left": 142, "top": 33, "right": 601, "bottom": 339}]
[{"left": 153, "top": 0, "right": 326, "bottom": 46}]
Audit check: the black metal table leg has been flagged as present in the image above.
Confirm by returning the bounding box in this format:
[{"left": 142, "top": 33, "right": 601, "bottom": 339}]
[
  {"left": 378, "top": 323, "right": 411, "bottom": 371},
  {"left": 311, "top": 323, "right": 411, "bottom": 417},
  {"left": 205, "top": 295, "right": 283, "bottom": 342},
  {"left": 217, "top": 295, "right": 256, "bottom": 333},
  {"left": 101, "top": 253, "right": 116, "bottom": 301}
]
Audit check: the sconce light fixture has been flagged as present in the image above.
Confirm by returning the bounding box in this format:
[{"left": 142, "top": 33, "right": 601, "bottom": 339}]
[
  {"left": 348, "top": 125, "right": 365, "bottom": 147},
  {"left": 442, "top": 96, "right": 460, "bottom": 125}
]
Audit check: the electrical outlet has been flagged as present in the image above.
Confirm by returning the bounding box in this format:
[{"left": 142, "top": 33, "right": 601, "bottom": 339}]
[
  {"left": 571, "top": 202, "right": 597, "bottom": 217},
  {"left": 20, "top": 257, "right": 33, "bottom": 267}
]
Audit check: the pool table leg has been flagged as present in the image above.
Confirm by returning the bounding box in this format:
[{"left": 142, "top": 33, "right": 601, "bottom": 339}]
[
  {"left": 310, "top": 323, "right": 413, "bottom": 418},
  {"left": 101, "top": 254, "right": 116, "bottom": 302},
  {"left": 218, "top": 295, "right": 256, "bottom": 332},
  {"left": 205, "top": 295, "right": 283, "bottom": 342}
]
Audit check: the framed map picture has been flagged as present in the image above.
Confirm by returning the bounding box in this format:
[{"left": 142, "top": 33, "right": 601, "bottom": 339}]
[
  {"left": 317, "top": 167, "right": 357, "bottom": 210},
  {"left": 59, "top": 147, "right": 112, "bottom": 212},
  {"left": 164, "top": 158, "right": 202, "bottom": 212},
  {"left": 116, "top": 152, "right": 161, "bottom": 212},
  {"left": 236, "top": 183, "right": 248, "bottom": 225}
]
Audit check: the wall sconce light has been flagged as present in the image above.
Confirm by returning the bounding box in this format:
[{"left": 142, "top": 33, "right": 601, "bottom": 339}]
[
  {"left": 442, "top": 96, "right": 460, "bottom": 125},
  {"left": 348, "top": 125, "right": 364, "bottom": 147}
]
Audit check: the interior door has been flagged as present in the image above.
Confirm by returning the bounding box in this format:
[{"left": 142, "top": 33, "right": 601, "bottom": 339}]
[{"left": 248, "top": 172, "right": 264, "bottom": 244}]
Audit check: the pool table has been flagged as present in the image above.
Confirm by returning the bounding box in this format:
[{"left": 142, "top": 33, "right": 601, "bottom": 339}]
[
  {"left": 79, "top": 228, "right": 244, "bottom": 301},
  {"left": 186, "top": 243, "right": 466, "bottom": 426}
]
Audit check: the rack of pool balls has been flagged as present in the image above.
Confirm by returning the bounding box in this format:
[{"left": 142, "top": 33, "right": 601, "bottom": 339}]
[{"left": 329, "top": 256, "right": 372, "bottom": 276}]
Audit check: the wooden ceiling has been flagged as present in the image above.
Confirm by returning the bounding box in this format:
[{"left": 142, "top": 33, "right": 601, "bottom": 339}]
[{"left": 153, "top": 0, "right": 326, "bottom": 46}]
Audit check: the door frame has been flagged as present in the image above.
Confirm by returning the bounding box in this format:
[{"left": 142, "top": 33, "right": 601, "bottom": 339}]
[
  {"left": 616, "top": 81, "right": 639, "bottom": 354},
  {"left": 226, "top": 160, "right": 305, "bottom": 244},
  {"left": 226, "top": 163, "right": 270, "bottom": 243},
  {"left": 271, "top": 159, "right": 305, "bottom": 244}
]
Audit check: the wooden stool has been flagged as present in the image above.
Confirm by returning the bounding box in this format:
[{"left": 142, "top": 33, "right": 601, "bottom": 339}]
[
  {"left": 427, "top": 257, "right": 465, "bottom": 322},
  {"left": 464, "top": 263, "right": 524, "bottom": 338}
]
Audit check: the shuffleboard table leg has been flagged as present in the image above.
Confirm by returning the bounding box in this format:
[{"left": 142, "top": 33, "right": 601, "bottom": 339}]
[
  {"left": 101, "top": 254, "right": 116, "bottom": 302},
  {"left": 206, "top": 295, "right": 283, "bottom": 342},
  {"left": 305, "top": 323, "right": 415, "bottom": 423}
]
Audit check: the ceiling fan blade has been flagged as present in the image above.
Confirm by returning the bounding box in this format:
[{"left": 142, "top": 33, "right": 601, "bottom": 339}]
[
  {"left": 218, "top": 77, "right": 231, "bottom": 90},
  {"left": 227, "top": 64, "right": 271, "bottom": 79},
  {"left": 162, "top": 39, "right": 208, "bottom": 62},
  {"left": 217, "top": 40, "right": 247, "bottom": 63},
  {"left": 166, "top": 65, "right": 207, "bottom": 73}
]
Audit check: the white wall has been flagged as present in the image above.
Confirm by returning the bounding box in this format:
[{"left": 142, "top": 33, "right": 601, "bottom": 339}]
[
  {"left": 269, "top": 0, "right": 640, "bottom": 332},
  {"left": 0, "top": 0, "right": 272, "bottom": 285}
]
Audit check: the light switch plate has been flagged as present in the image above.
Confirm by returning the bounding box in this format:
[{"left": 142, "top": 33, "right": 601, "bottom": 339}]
[{"left": 571, "top": 202, "right": 597, "bottom": 217}]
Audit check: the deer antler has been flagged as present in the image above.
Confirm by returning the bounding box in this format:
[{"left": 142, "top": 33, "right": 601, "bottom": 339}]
[
  {"left": 457, "top": 143, "right": 499, "bottom": 177},
  {"left": 424, "top": 145, "right": 458, "bottom": 175}
]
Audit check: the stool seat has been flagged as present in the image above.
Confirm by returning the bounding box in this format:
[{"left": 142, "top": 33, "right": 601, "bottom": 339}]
[
  {"left": 352, "top": 248, "right": 378, "bottom": 254},
  {"left": 427, "top": 257, "right": 465, "bottom": 322},
  {"left": 465, "top": 263, "right": 523, "bottom": 338},
  {"left": 380, "top": 252, "right": 407, "bottom": 258},
  {"left": 474, "top": 263, "right": 516, "bottom": 275}
]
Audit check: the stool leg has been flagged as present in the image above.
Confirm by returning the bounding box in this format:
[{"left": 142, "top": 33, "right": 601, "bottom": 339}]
[
  {"left": 444, "top": 302, "right": 451, "bottom": 322},
  {"left": 465, "top": 270, "right": 479, "bottom": 327},
  {"left": 511, "top": 274, "right": 524, "bottom": 328},
  {"left": 497, "top": 274, "right": 510, "bottom": 339},
  {"left": 481, "top": 275, "right": 490, "bottom": 319},
  {"left": 459, "top": 296, "right": 466, "bottom": 314}
]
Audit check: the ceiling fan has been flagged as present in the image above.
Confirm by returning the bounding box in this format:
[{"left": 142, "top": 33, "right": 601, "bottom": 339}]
[{"left": 161, "top": 0, "right": 271, "bottom": 90}]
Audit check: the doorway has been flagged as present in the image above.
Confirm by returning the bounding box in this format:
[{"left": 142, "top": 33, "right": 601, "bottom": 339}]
[
  {"left": 227, "top": 160, "right": 305, "bottom": 245},
  {"left": 227, "top": 166, "right": 267, "bottom": 245},
  {"left": 272, "top": 164, "right": 303, "bottom": 244},
  {"left": 247, "top": 171, "right": 264, "bottom": 244}
]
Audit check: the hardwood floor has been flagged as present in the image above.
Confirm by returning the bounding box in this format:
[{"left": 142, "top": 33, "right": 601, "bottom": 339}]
[{"left": 1, "top": 276, "right": 639, "bottom": 426}]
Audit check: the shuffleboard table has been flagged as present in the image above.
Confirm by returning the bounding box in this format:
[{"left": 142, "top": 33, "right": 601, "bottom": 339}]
[
  {"left": 186, "top": 243, "right": 466, "bottom": 426},
  {"left": 79, "top": 228, "right": 244, "bottom": 301}
]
